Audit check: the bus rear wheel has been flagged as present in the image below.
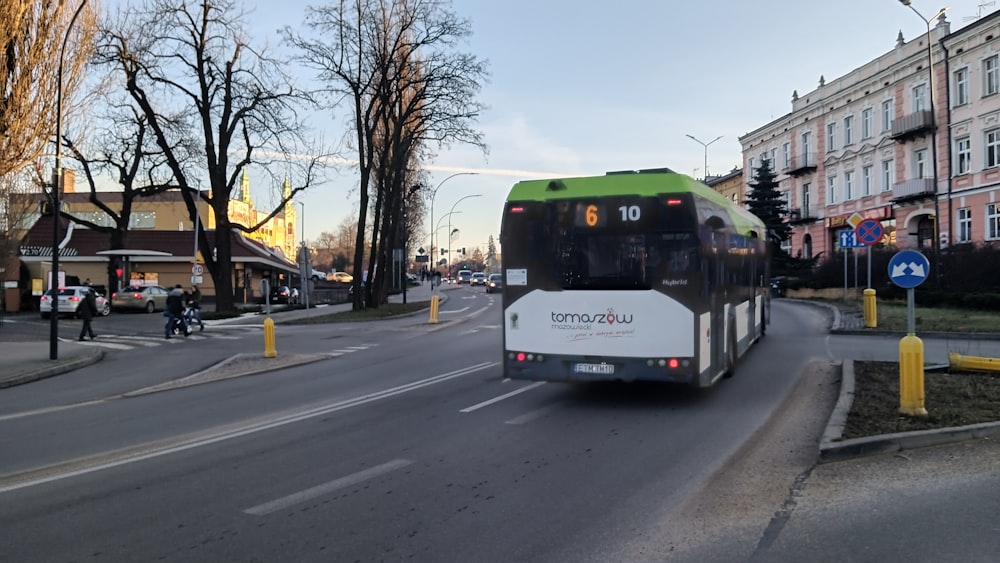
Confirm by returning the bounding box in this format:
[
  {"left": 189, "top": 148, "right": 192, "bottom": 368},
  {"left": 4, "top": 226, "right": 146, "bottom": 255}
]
[{"left": 724, "top": 329, "right": 737, "bottom": 378}]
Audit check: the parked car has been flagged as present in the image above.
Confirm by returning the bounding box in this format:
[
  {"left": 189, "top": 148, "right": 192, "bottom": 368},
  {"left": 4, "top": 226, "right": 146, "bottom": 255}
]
[
  {"left": 456, "top": 270, "right": 474, "bottom": 284},
  {"left": 310, "top": 269, "right": 327, "bottom": 281},
  {"left": 111, "top": 285, "right": 170, "bottom": 313},
  {"left": 270, "top": 285, "right": 298, "bottom": 304},
  {"left": 40, "top": 286, "right": 111, "bottom": 318},
  {"left": 327, "top": 271, "right": 354, "bottom": 284},
  {"left": 485, "top": 273, "right": 504, "bottom": 294},
  {"left": 470, "top": 272, "right": 487, "bottom": 286}
]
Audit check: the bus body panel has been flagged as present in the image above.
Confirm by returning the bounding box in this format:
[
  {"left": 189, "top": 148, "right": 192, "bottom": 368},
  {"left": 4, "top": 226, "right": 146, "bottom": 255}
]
[{"left": 504, "top": 289, "right": 694, "bottom": 359}]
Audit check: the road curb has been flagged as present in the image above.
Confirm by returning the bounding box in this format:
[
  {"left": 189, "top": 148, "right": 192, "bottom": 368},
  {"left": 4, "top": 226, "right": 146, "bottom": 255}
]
[
  {"left": 818, "top": 358, "right": 1000, "bottom": 463},
  {"left": 0, "top": 350, "right": 105, "bottom": 389}
]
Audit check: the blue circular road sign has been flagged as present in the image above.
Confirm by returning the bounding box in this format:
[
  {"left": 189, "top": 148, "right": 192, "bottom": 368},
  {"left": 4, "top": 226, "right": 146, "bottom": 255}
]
[
  {"left": 855, "top": 219, "right": 884, "bottom": 246},
  {"left": 888, "top": 249, "right": 930, "bottom": 289}
]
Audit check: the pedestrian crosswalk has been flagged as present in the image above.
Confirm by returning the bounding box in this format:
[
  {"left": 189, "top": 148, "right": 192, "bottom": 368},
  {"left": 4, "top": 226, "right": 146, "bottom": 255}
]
[{"left": 66, "top": 328, "right": 259, "bottom": 351}]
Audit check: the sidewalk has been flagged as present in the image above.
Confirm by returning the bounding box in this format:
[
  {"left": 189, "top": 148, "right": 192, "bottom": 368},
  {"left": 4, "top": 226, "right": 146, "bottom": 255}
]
[{"left": 0, "top": 281, "right": 453, "bottom": 388}]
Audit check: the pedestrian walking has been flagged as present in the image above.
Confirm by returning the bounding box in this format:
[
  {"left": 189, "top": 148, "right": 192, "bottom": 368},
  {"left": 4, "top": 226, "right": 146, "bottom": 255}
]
[
  {"left": 165, "top": 284, "right": 189, "bottom": 338},
  {"left": 78, "top": 286, "right": 98, "bottom": 341},
  {"left": 186, "top": 284, "right": 205, "bottom": 331}
]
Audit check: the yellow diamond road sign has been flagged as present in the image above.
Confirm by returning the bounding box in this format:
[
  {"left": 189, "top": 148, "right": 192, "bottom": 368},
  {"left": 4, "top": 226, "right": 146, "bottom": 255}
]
[{"left": 847, "top": 212, "right": 865, "bottom": 228}]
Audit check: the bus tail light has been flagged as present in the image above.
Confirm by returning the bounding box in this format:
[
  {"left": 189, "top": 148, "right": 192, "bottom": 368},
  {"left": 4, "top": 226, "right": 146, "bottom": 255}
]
[{"left": 509, "top": 352, "right": 544, "bottom": 363}]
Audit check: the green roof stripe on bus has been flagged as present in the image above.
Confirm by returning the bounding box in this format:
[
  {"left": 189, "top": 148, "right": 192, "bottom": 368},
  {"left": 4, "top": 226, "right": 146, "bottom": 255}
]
[{"left": 506, "top": 173, "right": 765, "bottom": 235}]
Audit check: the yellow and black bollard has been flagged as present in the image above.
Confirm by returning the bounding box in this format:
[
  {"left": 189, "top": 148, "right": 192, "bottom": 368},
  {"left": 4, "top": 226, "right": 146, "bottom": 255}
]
[
  {"left": 428, "top": 295, "right": 440, "bottom": 324},
  {"left": 898, "top": 333, "right": 927, "bottom": 417},
  {"left": 863, "top": 288, "right": 877, "bottom": 328},
  {"left": 263, "top": 316, "right": 277, "bottom": 358}
]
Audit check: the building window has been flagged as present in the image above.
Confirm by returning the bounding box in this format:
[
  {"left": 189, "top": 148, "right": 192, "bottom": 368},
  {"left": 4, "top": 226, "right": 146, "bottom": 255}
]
[
  {"left": 826, "top": 122, "right": 836, "bottom": 152},
  {"left": 801, "top": 131, "right": 812, "bottom": 163},
  {"left": 802, "top": 183, "right": 811, "bottom": 213},
  {"left": 913, "top": 84, "right": 928, "bottom": 112},
  {"left": 985, "top": 55, "right": 999, "bottom": 97},
  {"left": 129, "top": 211, "right": 156, "bottom": 229},
  {"left": 881, "top": 99, "right": 893, "bottom": 131},
  {"left": 861, "top": 108, "right": 873, "bottom": 139},
  {"left": 862, "top": 165, "right": 873, "bottom": 197},
  {"left": 748, "top": 157, "right": 755, "bottom": 178},
  {"left": 988, "top": 203, "right": 1000, "bottom": 240},
  {"left": 826, "top": 175, "right": 837, "bottom": 204},
  {"left": 954, "top": 67, "right": 970, "bottom": 106},
  {"left": 782, "top": 142, "right": 790, "bottom": 169},
  {"left": 882, "top": 159, "right": 895, "bottom": 191},
  {"left": 987, "top": 129, "right": 1000, "bottom": 168},
  {"left": 958, "top": 207, "right": 972, "bottom": 243},
  {"left": 770, "top": 148, "right": 777, "bottom": 168},
  {"left": 844, "top": 115, "right": 854, "bottom": 146},
  {"left": 844, "top": 170, "right": 855, "bottom": 200},
  {"left": 955, "top": 137, "right": 971, "bottom": 175},
  {"left": 915, "top": 149, "right": 928, "bottom": 178}
]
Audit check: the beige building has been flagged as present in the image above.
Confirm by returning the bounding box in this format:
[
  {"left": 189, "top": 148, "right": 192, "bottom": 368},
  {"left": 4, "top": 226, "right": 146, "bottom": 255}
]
[{"left": 740, "top": 11, "right": 1000, "bottom": 264}]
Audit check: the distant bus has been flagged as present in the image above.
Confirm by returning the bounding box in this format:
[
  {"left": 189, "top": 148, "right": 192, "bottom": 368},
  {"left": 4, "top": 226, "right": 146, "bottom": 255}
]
[{"left": 499, "top": 169, "right": 769, "bottom": 387}]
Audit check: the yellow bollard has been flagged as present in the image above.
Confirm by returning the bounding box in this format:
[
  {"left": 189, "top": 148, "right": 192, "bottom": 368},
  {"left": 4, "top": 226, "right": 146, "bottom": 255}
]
[
  {"left": 899, "top": 333, "right": 927, "bottom": 417},
  {"left": 428, "top": 295, "right": 439, "bottom": 324},
  {"left": 263, "top": 316, "right": 277, "bottom": 358},
  {"left": 949, "top": 352, "right": 1000, "bottom": 373},
  {"left": 863, "top": 288, "right": 877, "bottom": 328}
]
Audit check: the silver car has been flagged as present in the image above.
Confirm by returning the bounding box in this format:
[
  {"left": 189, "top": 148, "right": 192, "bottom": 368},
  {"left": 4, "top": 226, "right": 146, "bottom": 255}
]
[
  {"left": 111, "top": 285, "right": 170, "bottom": 313},
  {"left": 40, "top": 286, "right": 111, "bottom": 319}
]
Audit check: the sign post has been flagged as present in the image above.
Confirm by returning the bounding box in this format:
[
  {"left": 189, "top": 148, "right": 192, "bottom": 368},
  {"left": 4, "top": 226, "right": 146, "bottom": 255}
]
[
  {"left": 855, "top": 219, "right": 884, "bottom": 328},
  {"left": 838, "top": 230, "right": 863, "bottom": 300},
  {"left": 888, "top": 249, "right": 930, "bottom": 417}
]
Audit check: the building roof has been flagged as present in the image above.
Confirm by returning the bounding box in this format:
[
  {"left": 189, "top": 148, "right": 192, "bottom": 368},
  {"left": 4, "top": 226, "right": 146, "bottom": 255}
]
[{"left": 19, "top": 215, "right": 297, "bottom": 272}]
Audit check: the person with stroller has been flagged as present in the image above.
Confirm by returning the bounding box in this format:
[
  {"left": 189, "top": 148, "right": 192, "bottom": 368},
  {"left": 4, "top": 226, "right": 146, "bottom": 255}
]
[
  {"left": 185, "top": 284, "right": 205, "bottom": 331},
  {"left": 165, "top": 284, "right": 189, "bottom": 338}
]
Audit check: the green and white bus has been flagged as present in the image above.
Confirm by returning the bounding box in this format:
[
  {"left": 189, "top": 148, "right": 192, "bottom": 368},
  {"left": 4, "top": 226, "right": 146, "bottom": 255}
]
[{"left": 499, "top": 169, "right": 769, "bottom": 387}]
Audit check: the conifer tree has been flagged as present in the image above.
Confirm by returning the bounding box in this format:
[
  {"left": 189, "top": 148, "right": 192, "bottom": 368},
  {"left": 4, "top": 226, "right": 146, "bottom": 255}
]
[{"left": 745, "top": 158, "right": 791, "bottom": 244}]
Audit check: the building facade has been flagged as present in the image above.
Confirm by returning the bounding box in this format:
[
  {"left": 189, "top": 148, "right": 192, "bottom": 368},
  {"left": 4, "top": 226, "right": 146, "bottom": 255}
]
[{"left": 739, "top": 11, "right": 1000, "bottom": 264}]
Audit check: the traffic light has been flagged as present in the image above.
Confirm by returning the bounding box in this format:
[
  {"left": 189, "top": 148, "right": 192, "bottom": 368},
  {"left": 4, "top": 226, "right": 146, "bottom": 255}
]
[
  {"left": 441, "top": 248, "right": 446, "bottom": 255},
  {"left": 460, "top": 247, "right": 466, "bottom": 255}
]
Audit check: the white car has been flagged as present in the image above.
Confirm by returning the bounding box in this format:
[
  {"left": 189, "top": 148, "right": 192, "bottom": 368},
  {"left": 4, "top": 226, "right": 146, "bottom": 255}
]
[{"left": 40, "top": 286, "right": 111, "bottom": 318}]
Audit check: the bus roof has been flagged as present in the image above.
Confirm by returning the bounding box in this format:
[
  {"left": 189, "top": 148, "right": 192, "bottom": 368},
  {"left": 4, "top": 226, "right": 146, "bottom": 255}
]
[{"left": 506, "top": 171, "right": 765, "bottom": 237}]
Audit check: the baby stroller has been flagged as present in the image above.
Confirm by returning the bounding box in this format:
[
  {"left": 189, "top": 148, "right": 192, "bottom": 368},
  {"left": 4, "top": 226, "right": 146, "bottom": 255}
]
[{"left": 170, "top": 305, "right": 194, "bottom": 336}]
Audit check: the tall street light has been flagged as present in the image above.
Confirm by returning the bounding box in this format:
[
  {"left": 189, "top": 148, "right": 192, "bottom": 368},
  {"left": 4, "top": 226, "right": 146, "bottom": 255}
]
[
  {"left": 299, "top": 201, "right": 309, "bottom": 309},
  {"left": 50, "top": 0, "right": 90, "bottom": 361},
  {"left": 899, "top": 0, "right": 949, "bottom": 285},
  {"left": 428, "top": 173, "right": 477, "bottom": 282},
  {"left": 447, "top": 194, "right": 482, "bottom": 268},
  {"left": 685, "top": 134, "right": 723, "bottom": 180}
]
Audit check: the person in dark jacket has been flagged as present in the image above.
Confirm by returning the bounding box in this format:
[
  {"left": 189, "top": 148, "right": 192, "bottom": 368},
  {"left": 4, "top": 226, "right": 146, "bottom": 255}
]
[
  {"left": 165, "top": 284, "right": 189, "bottom": 338},
  {"left": 185, "top": 284, "right": 205, "bottom": 331},
  {"left": 78, "top": 287, "right": 97, "bottom": 341}
]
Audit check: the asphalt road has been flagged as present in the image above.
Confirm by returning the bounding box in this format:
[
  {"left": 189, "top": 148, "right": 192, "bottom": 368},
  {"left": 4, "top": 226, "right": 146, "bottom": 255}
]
[{"left": 2, "top": 292, "right": 999, "bottom": 561}]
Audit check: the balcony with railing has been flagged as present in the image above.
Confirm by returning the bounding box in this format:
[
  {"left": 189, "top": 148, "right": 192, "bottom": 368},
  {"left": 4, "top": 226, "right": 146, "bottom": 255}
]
[
  {"left": 889, "top": 110, "right": 934, "bottom": 141},
  {"left": 787, "top": 206, "right": 818, "bottom": 225},
  {"left": 782, "top": 153, "right": 817, "bottom": 177},
  {"left": 890, "top": 178, "right": 936, "bottom": 202}
]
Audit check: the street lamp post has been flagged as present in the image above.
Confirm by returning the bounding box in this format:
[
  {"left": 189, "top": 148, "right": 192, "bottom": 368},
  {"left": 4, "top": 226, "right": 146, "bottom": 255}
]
[
  {"left": 50, "top": 0, "right": 89, "bottom": 361},
  {"left": 447, "top": 194, "right": 482, "bottom": 270},
  {"left": 299, "top": 201, "right": 309, "bottom": 309},
  {"left": 685, "top": 134, "right": 723, "bottom": 181},
  {"left": 899, "top": 0, "right": 949, "bottom": 285},
  {"left": 428, "top": 173, "right": 477, "bottom": 286}
]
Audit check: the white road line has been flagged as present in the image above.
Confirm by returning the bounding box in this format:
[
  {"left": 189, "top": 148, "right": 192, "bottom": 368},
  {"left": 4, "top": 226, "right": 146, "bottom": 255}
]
[
  {"left": 244, "top": 459, "right": 413, "bottom": 516},
  {"left": 0, "top": 362, "right": 497, "bottom": 494},
  {"left": 440, "top": 307, "right": 468, "bottom": 314},
  {"left": 0, "top": 399, "right": 110, "bottom": 422},
  {"left": 459, "top": 382, "right": 546, "bottom": 413},
  {"left": 74, "top": 341, "right": 135, "bottom": 350},
  {"left": 505, "top": 402, "right": 562, "bottom": 425}
]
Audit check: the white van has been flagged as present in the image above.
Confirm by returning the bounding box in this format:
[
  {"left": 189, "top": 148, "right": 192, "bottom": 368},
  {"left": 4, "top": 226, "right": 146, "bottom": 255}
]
[{"left": 457, "top": 270, "right": 474, "bottom": 284}]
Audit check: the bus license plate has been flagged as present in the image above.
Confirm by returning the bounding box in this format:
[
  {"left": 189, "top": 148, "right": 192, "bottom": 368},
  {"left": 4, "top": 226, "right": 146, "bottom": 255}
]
[{"left": 574, "top": 363, "right": 614, "bottom": 375}]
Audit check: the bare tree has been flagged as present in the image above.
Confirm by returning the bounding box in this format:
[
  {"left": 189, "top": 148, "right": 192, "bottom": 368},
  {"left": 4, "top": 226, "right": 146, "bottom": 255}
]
[
  {"left": 0, "top": 170, "right": 38, "bottom": 311},
  {"left": 285, "top": 0, "right": 487, "bottom": 309},
  {"left": 94, "top": 0, "right": 325, "bottom": 311},
  {"left": 0, "top": 0, "right": 96, "bottom": 179}
]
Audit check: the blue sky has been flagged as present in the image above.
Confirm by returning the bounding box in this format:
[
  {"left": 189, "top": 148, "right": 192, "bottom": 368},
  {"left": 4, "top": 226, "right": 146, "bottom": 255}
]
[{"left": 245, "top": 0, "right": 993, "bottom": 255}]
